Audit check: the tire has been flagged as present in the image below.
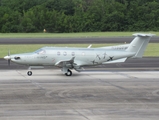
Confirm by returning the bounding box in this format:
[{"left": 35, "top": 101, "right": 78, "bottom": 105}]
[
  {"left": 65, "top": 69, "right": 72, "bottom": 76},
  {"left": 27, "top": 71, "right": 32, "bottom": 76}
]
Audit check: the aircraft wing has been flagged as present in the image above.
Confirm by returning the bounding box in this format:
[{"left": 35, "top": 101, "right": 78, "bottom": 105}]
[
  {"left": 55, "top": 57, "right": 75, "bottom": 68},
  {"left": 102, "top": 58, "right": 127, "bottom": 64}
]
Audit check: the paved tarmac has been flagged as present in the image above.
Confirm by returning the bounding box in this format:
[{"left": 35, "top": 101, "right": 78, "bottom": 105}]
[
  {"left": 0, "top": 69, "right": 159, "bottom": 120},
  {"left": 0, "top": 36, "right": 158, "bottom": 44}
]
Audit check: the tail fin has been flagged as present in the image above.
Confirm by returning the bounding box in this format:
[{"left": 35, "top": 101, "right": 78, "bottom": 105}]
[{"left": 126, "top": 33, "right": 155, "bottom": 58}]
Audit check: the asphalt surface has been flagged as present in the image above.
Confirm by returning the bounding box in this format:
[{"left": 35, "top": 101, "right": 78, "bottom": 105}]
[
  {"left": 0, "top": 70, "right": 159, "bottom": 120},
  {"left": 0, "top": 36, "right": 158, "bottom": 44}
]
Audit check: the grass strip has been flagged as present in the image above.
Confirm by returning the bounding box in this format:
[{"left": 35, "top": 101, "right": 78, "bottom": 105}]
[{"left": 0, "top": 32, "right": 158, "bottom": 38}]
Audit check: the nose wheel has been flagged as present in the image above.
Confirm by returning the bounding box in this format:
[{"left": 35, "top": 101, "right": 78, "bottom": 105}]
[
  {"left": 65, "top": 69, "right": 72, "bottom": 76},
  {"left": 27, "top": 71, "right": 32, "bottom": 76}
]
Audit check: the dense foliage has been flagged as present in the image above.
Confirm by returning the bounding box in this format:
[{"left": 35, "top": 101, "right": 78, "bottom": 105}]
[{"left": 0, "top": 0, "right": 159, "bottom": 33}]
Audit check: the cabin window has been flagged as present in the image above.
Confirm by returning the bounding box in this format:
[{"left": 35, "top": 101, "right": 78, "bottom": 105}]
[
  {"left": 63, "top": 52, "right": 67, "bottom": 56},
  {"left": 57, "top": 51, "right": 60, "bottom": 56},
  {"left": 72, "top": 52, "right": 75, "bottom": 56}
]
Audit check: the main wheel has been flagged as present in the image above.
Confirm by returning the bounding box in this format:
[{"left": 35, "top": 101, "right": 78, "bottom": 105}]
[
  {"left": 65, "top": 69, "right": 72, "bottom": 76},
  {"left": 27, "top": 71, "right": 32, "bottom": 76}
]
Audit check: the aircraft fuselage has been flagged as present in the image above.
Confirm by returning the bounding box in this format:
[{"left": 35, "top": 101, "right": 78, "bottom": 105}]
[{"left": 10, "top": 47, "right": 135, "bottom": 66}]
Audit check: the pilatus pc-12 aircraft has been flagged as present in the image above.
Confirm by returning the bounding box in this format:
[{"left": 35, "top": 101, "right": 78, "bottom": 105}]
[{"left": 4, "top": 33, "right": 154, "bottom": 76}]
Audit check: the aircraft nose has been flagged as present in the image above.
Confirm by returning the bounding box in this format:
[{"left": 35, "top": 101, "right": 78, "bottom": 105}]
[{"left": 4, "top": 56, "right": 11, "bottom": 60}]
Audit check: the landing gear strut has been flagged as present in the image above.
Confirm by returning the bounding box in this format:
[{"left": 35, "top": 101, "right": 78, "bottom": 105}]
[
  {"left": 65, "top": 69, "right": 72, "bottom": 76},
  {"left": 27, "top": 71, "right": 32, "bottom": 76},
  {"left": 26, "top": 66, "right": 44, "bottom": 76}
]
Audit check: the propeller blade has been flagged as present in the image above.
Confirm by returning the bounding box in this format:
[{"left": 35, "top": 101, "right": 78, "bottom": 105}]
[
  {"left": 8, "top": 50, "right": 11, "bottom": 66},
  {"left": 8, "top": 59, "right": 10, "bottom": 66},
  {"left": 8, "top": 50, "right": 10, "bottom": 56},
  {"left": 4, "top": 50, "right": 11, "bottom": 66}
]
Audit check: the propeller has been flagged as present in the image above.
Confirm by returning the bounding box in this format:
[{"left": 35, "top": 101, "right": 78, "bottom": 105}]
[
  {"left": 4, "top": 50, "right": 11, "bottom": 66},
  {"left": 8, "top": 50, "right": 10, "bottom": 66}
]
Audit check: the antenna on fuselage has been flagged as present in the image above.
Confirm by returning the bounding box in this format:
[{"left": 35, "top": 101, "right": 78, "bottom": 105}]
[{"left": 87, "top": 44, "right": 92, "bottom": 48}]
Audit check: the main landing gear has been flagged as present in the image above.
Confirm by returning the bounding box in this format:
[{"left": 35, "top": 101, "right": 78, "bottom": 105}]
[{"left": 65, "top": 69, "right": 72, "bottom": 76}]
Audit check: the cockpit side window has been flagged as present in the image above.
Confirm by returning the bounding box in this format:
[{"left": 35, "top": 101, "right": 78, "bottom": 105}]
[{"left": 34, "top": 49, "right": 46, "bottom": 54}]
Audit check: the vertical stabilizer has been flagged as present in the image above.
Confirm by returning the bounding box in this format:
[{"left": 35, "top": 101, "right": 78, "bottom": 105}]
[{"left": 126, "top": 33, "right": 155, "bottom": 58}]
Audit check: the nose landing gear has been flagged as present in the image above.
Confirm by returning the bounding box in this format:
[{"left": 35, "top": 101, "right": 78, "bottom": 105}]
[{"left": 26, "top": 66, "right": 44, "bottom": 76}]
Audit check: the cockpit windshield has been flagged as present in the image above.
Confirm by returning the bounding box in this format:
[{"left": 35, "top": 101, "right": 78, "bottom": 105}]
[{"left": 34, "top": 49, "right": 46, "bottom": 54}]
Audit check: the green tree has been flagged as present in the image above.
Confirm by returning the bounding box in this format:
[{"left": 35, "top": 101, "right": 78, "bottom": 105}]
[{"left": 0, "top": 0, "right": 159, "bottom": 32}]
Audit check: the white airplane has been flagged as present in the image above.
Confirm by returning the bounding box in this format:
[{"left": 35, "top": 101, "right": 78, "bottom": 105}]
[{"left": 4, "top": 33, "right": 155, "bottom": 76}]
